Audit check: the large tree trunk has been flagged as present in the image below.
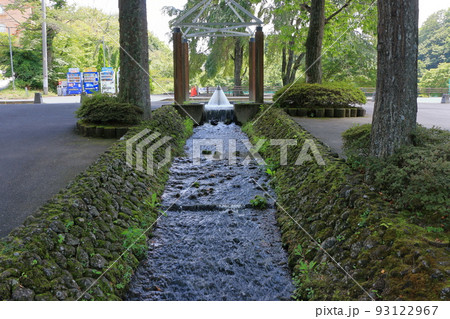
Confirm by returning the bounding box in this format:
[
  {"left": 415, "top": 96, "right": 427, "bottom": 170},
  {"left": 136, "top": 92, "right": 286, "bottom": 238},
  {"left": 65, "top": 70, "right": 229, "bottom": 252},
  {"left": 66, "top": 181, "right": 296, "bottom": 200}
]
[
  {"left": 233, "top": 37, "right": 244, "bottom": 96},
  {"left": 118, "top": 0, "right": 151, "bottom": 119},
  {"left": 370, "top": 0, "right": 418, "bottom": 158},
  {"left": 305, "top": 0, "right": 325, "bottom": 84}
]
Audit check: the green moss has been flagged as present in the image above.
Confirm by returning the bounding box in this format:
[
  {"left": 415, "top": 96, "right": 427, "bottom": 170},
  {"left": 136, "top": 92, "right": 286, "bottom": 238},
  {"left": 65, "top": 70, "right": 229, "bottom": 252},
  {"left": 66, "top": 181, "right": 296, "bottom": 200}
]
[
  {"left": 245, "top": 107, "right": 448, "bottom": 301},
  {"left": 0, "top": 105, "right": 193, "bottom": 301}
]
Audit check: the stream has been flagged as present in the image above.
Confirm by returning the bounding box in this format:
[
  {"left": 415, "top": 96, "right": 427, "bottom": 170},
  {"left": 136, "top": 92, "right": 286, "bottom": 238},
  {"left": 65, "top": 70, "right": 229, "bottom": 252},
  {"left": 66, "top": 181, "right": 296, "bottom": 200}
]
[{"left": 125, "top": 122, "right": 294, "bottom": 301}]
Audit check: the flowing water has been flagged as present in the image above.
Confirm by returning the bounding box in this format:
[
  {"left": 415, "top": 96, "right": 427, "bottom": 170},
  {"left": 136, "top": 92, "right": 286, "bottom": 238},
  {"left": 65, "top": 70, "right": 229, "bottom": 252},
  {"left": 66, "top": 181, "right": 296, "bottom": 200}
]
[{"left": 125, "top": 121, "right": 294, "bottom": 301}]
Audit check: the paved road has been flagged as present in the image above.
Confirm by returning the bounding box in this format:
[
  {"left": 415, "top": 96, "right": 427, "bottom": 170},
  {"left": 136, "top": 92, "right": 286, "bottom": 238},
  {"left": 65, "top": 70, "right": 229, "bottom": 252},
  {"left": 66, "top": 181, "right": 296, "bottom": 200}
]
[
  {"left": 0, "top": 99, "right": 176, "bottom": 238},
  {"left": 0, "top": 103, "right": 117, "bottom": 237},
  {"left": 293, "top": 101, "right": 450, "bottom": 156}
]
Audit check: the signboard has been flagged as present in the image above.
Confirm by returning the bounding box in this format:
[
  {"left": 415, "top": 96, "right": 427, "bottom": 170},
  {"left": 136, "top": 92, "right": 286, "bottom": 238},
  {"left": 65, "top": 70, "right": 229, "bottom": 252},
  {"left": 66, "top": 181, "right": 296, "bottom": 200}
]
[
  {"left": 100, "top": 67, "right": 116, "bottom": 94},
  {"left": 83, "top": 68, "right": 99, "bottom": 94},
  {"left": 67, "top": 70, "right": 82, "bottom": 95},
  {"left": 57, "top": 79, "right": 67, "bottom": 96}
]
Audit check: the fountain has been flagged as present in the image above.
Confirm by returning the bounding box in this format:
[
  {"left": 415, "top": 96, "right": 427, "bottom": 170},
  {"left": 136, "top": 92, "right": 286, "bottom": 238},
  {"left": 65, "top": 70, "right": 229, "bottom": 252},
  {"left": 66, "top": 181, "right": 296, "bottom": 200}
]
[{"left": 203, "top": 86, "right": 235, "bottom": 124}]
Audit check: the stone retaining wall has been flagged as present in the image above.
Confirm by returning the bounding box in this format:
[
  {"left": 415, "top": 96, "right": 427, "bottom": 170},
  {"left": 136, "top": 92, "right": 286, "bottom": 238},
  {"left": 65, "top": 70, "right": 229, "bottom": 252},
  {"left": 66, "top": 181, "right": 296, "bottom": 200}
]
[
  {"left": 0, "top": 106, "right": 193, "bottom": 300},
  {"left": 243, "top": 107, "right": 449, "bottom": 300}
]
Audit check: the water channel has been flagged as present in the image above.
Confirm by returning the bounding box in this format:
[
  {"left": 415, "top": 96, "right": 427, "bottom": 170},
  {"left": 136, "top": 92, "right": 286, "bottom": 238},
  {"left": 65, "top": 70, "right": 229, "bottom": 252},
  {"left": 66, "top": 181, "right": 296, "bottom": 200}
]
[{"left": 126, "top": 98, "right": 294, "bottom": 300}]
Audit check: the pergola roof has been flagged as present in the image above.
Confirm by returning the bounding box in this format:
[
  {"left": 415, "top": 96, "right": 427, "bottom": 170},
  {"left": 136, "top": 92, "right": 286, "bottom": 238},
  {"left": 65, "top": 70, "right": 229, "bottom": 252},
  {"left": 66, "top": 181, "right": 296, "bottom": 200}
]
[{"left": 173, "top": 0, "right": 262, "bottom": 38}]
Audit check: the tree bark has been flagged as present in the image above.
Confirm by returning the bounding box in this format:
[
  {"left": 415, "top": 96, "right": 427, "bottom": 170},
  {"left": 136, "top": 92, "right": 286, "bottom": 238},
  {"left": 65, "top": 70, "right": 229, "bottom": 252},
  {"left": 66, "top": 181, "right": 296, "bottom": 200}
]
[
  {"left": 282, "top": 42, "right": 305, "bottom": 86},
  {"left": 233, "top": 37, "right": 244, "bottom": 96},
  {"left": 118, "top": 0, "right": 151, "bottom": 119},
  {"left": 370, "top": 0, "right": 418, "bottom": 158},
  {"left": 305, "top": 0, "right": 325, "bottom": 84}
]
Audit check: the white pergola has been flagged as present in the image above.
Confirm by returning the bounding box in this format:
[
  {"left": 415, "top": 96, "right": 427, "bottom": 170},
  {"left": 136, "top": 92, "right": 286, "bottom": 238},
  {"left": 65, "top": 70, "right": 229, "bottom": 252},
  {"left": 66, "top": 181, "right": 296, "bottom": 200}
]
[{"left": 173, "top": 0, "right": 263, "bottom": 38}]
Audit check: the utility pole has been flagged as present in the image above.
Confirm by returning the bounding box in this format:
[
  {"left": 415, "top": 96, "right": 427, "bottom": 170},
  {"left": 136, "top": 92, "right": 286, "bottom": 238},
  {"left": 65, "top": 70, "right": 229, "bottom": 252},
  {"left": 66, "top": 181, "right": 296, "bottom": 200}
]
[
  {"left": 42, "top": 0, "right": 48, "bottom": 95},
  {"left": 7, "top": 27, "right": 15, "bottom": 90},
  {"left": 102, "top": 36, "right": 106, "bottom": 68}
]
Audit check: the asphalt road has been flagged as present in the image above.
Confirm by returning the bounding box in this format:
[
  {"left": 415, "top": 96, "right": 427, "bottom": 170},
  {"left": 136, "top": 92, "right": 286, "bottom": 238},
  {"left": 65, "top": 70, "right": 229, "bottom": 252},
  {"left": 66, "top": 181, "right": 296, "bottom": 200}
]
[
  {"left": 0, "top": 99, "right": 176, "bottom": 238},
  {"left": 0, "top": 103, "right": 117, "bottom": 237},
  {"left": 293, "top": 101, "right": 450, "bottom": 156}
]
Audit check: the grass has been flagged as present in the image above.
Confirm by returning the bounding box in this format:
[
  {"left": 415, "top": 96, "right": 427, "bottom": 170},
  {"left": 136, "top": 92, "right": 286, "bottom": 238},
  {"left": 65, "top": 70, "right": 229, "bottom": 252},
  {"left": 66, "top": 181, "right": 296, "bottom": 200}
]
[{"left": 0, "top": 87, "right": 58, "bottom": 99}]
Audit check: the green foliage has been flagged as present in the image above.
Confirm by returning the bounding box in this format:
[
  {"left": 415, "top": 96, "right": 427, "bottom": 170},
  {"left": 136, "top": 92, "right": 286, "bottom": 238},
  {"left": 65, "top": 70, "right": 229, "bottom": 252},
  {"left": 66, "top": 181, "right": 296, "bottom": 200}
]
[
  {"left": 419, "top": 63, "right": 450, "bottom": 89},
  {"left": 75, "top": 94, "right": 143, "bottom": 126},
  {"left": 322, "top": 32, "right": 377, "bottom": 87},
  {"left": 0, "top": 43, "right": 43, "bottom": 89},
  {"left": 0, "top": 5, "right": 172, "bottom": 92},
  {"left": 121, "top": 228, "right": 147, "bottom": 260},
  {"left": 96, "top": 45, "right": 105, "bottom": 72},
  {"left": 343, "top": 124, "right": 450, "bottom": 228},
  {"left": 292, "top": 244, "right": 317, "bottom": 300},
  {"left": 273, "top": 82, "right": 366, "bottom": 108},
  {"left": 426, "top": 226, "right": 444, "bottom": 234},
  {"left": 261, "top": 0, "right": 377, "bottom": 86},
  {"left": 143, "top": 193, "right": 164, "bottom": 217},
  {"left": 250, "top": 195, "right": 268, "bottom": 209},
  {"left": 419, "top": 9, "right": 450, "bottom": 70},
  {"left": 341, "top": 124, "right": 372, "bottom": 168}
]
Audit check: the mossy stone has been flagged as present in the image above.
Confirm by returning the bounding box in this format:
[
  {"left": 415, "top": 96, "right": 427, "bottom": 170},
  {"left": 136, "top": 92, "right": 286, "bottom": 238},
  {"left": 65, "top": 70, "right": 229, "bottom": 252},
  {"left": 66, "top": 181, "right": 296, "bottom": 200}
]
[
  {"left": 104, "top": 128, "right": 116, "bottom": 139},
  {"left": 356, "top": 107, "right": 366, "bottom": 117},
  {"left": 95, "top": 127, "right": 105, "bottom": 138},
  {"left": 315, "top": 108, "right": 325, "bottom": 117},
  {"left": 297, "top": 108, "right": 308, "bottom": 117},
  {"left": 286, "top": 108, "right": 297, "bottom": 116},
  {"left": 334, "top": 108, "right": 345, "bottom": 117},
  {"left": 324, "top": 108, "right": 334, "bottom": 117}
]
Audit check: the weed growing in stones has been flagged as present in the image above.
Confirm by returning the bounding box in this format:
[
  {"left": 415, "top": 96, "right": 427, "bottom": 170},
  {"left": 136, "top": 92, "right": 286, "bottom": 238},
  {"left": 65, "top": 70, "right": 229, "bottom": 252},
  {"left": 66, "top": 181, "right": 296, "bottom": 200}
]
[
  {"left": 426, "top": 226, "right": 444, "bottom": 233},
  {"left": 121, "top": 228, "right": 147, "bottom": 260},
  {"left": 65, "top": 220, "right": 74, "bottom": 231},
  {"left": 250, "top": 195, "right": 268, "bottom": 209}
]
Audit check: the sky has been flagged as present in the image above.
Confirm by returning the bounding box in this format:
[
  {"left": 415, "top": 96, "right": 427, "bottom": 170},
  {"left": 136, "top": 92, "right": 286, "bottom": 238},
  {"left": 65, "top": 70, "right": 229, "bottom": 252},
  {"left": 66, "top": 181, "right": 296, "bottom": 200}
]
[{"left": 67, "top": 0, "right": 449, "bottom": 44}]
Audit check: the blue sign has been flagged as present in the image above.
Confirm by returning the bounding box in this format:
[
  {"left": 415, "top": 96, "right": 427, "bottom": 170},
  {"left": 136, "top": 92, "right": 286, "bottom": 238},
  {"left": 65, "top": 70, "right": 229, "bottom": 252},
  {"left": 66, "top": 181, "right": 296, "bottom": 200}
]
[
  {"left": 67, "top": 70, "right": 82, "bottom": 95},
  {"left": 83, "top": 71, "right": 99, "bottom": 94}
]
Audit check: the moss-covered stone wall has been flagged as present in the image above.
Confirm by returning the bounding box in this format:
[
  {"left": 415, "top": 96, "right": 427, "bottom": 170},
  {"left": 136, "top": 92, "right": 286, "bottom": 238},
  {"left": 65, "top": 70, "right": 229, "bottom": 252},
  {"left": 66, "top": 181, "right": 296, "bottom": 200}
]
[
  {"left": 0, "top": 106, "right": 193, "bottom": 301},
  {"left": 243, "top": 108, "right": 449, "bottom": 301}
]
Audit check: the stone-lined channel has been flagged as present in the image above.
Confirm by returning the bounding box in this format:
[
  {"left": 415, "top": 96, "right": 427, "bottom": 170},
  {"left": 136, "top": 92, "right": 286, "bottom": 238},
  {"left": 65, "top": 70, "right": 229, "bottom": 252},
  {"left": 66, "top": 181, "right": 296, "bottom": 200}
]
[{"left": 126, "top": 122, "right": 294, "bottom": 301}]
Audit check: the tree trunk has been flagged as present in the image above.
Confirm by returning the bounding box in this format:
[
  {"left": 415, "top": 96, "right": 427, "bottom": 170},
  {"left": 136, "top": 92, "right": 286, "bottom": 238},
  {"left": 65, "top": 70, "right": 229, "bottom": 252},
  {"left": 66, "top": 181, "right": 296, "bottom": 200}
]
[
  {"left": 282, "top": 42, "right": 305, "bottom": 86},
  {"left": 370, "top": 0, "right": 418, "bottom": 158},
  {"left": 305, "top": 0, "right": 325, "bottom": 84},
  {"left": 281, "top": 42, "right": 294, "bottom": 86},
  {"left": 118, "top": 0, "right": 151, "bottom": 119},
  {"left": 233, "top": 37, "right": 244, "bottom": 96}
]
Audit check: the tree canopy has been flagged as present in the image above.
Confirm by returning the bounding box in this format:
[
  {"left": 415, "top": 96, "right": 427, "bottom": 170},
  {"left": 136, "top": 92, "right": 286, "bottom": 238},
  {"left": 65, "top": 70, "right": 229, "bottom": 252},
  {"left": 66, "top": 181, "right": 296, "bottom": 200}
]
[
  {"left": 0, "top": 3, "right": 172, "bottom": 93},
  {"left": 418, "top": 8, "right": 450, "bottom": 71}
]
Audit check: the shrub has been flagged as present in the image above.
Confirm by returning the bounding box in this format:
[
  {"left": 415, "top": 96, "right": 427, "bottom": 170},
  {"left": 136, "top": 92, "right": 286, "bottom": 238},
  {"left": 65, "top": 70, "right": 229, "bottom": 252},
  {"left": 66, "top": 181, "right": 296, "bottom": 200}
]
[
  {"left": 273, "top": 82, "right": 366, "bottom": 108},
  {"left": 75, "top": 94, "right": 143, "bottom": 126},
  {"left": 342, "top": 124, "right": 450, "bottom": 228},
  {"left": 342, "top": 124, "right": 372, "bottom": 165}
]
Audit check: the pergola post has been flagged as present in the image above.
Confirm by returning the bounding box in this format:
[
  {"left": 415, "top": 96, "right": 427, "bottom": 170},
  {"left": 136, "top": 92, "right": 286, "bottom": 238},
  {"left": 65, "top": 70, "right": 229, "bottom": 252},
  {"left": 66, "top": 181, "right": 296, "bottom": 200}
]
[
  {"left": 173, "top": 28, "right": 184, "bottom": 104},
  {"left": 248, "top": 37, "right": 255, "bottom": 101},
  {"left": 255, "top": 27, "right": 264, "bottom": 104},
  {"left": 183, "top": 39, "right": 190, "bottom": 101}
]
